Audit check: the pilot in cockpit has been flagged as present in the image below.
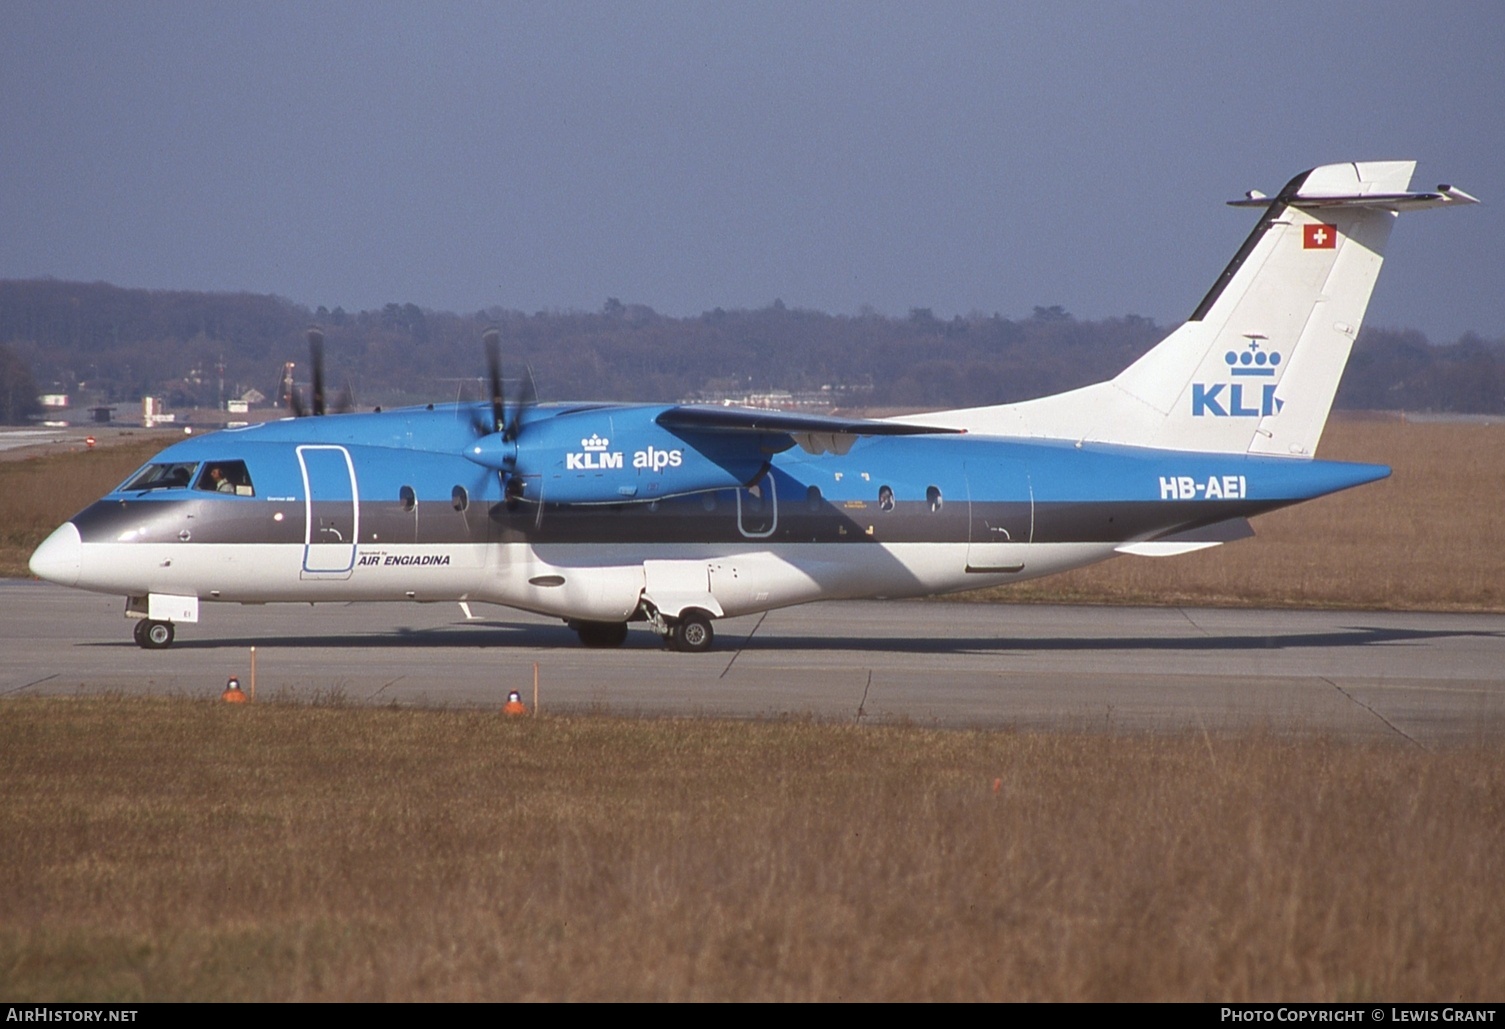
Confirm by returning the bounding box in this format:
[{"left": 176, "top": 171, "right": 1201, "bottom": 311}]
[
  {"left": 205, "top": 464, "right": 235, "bottom": 493},
  {"left": 194, "top": 461, "right": 255, "bottom": 496}
]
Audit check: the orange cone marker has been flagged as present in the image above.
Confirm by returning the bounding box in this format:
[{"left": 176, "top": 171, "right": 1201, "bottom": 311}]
[{"left": 222, "top": 676, "right": 248, "bottom": 704}]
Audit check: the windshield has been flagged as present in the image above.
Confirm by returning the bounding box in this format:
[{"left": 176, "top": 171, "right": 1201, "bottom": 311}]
[{"left": 118, "top": 462, "right": 198, "bottom": 492}]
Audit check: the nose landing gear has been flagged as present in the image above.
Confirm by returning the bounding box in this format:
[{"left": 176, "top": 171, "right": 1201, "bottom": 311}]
[{"left": 133, "top": 619, "right": 175, "bottom": 650}]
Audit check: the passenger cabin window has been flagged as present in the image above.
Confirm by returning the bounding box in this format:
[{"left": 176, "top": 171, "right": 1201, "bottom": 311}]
[
  {"left": 452, "top": 485, "right": 469, "bottom": 512},
  {"left": 878, "top": 485, "right": 895, "bottom": 512},
  {"left": 120, "top": 462, "right": 199, "bottom": 492},
  {"left": 400, "top": 485, "right": 417, "bottom": 512},
  {"left": 927, "top": 485, "right": 943, "bottom": 512},
  {"left": 195, "top": 461, "right": 255, "bottom": 496}
]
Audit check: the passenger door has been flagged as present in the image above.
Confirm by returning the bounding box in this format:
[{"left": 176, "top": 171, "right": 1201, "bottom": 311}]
[
  {"left": 963, "top": 457, "right": 1032, "bottom": 574},
  {"left": 297, "top": 445, "right": 360, "bottom": 577}
]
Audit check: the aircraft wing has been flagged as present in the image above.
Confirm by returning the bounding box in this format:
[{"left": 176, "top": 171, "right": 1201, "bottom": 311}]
[{"left": 656, "top": 405, "right": 965, "bottom": 455}]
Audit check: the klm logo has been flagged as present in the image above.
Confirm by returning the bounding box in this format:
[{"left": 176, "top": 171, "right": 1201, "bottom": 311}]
[
  {"left": 566, "top": 434, "right": 624, "bottom": 471},
  {"left": 1192, "top": 382, "right": 1282, "bottom": 418},
  {"left": 1192, "top": 342, "right": 1287, "bottom": 418}
]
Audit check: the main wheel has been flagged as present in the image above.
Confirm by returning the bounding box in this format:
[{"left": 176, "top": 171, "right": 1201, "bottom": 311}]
[
  {"left": 134, "top": 619, "right": 175, "bottom": 650},
  {"left": 669, "top": 610, "right": 715, "bottom": 653},
  {"left": 576, "top": 621, "right": 629, "bottom": 648}
]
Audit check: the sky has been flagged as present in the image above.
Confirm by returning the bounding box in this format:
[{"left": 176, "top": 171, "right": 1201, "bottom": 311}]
[{"left": 3, "top": 1, "right": 1502, "bottom": 340}]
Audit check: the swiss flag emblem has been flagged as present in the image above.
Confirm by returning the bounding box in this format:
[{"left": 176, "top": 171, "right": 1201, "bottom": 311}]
[{"left": 1304, "top": 223, "right": 1338, "bottom": 249}]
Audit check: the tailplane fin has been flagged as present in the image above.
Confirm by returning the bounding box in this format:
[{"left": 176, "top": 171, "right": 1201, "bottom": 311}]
[{"left": 916, "top": 161, "right": 1476, "bottom": 455}]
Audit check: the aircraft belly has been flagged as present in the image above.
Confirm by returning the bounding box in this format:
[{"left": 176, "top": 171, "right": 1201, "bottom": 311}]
[
  {"left": 479, "top": 547, "right": 645, "bottom": 621},
  {"left": 471, "top": 540, "right": 1124, "bottom": 619}
]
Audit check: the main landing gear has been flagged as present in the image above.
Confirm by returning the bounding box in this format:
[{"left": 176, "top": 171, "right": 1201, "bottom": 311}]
[
  {"left": 665, "top": 609, "right": 715, "bottom": 653},
  {"left": 617, "top": 605, "right": 718, "bottom": 653},
  {"left": 133, "top": 619, "right": 175, "bottom": 650}
]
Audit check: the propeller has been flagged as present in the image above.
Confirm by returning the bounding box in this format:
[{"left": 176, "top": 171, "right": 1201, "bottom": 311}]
[
  {"left": 482, "top": 326, "right": 505, "bottom": 436},
  {"left": 471, "top": 325, "right": 541, "bottom": 518},
  {"left": 308, "top": 327, "right": 326, "bottom": 416},
  {"left": 285, "top": 325, "right": 354, "bottom": 417}
]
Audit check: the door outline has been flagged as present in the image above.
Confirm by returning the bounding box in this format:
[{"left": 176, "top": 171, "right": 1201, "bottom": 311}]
[
  {"left": 964, "top": 458, "right": 1032, "bottom": 573},
  {"left": 735, "top": 475, "right": 778, "bottom": 538},
  {"left": 297, "top": 445, "right": 360, "bottom": 576}
]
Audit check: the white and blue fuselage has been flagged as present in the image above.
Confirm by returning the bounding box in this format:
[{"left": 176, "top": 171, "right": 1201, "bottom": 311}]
[
  {"left": 27, "top": 160, "right": 1474, "bottom": 650},
  {"left": 30, "top": 402, "right": 1385, "bottom": 638}
]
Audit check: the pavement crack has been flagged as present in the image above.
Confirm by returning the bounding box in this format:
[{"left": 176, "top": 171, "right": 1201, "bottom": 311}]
[
  {"left": 369, "top": 675, "right": 405, "bottom": 700},
  {"left": 1, "top": 673, "right": 58, "bottom": 697},
  {"left": 719, "top": 611, "right": 767, "bottom": 680},
  {"left": 1321, "top": 676, "right": 1427, "bottom": 750},
  {"left": 1176, "top": 607, "right": 1211, "bottom": 635}
]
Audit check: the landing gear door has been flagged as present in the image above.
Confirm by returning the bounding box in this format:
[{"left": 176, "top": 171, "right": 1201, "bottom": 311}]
[
  {"left": 642, "top": 560, "right": 725, "bottom": 619},
  {"left": 964, "top": 458, "right": 1032, "bottom": 574},
  {"left": 297, "top": 445, "right": 360, "bottom": 577}
]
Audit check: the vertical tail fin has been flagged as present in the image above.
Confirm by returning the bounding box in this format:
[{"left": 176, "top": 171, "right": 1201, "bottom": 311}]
[{"left": 918, "top": 161, "right": 1476, "bottom": 455}]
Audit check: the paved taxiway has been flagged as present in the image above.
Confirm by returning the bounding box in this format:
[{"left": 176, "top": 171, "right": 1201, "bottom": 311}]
[{"left": 4, "top": 580, "right": 1503, "bottom": 745}]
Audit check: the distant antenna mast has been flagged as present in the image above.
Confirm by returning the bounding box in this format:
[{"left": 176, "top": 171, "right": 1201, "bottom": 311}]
[{"left": 280, "top": 361, "right": 296, "bottom": 410}]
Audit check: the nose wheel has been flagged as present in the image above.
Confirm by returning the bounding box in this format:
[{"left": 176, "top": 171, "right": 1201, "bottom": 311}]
[{"left": 133, "top": 619, "right": 175, "bottom": 650}]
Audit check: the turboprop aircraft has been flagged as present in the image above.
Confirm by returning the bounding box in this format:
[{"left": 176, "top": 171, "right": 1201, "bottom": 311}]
[{"left": 29, "top": 160, "right": 1476, "bottom": 651}]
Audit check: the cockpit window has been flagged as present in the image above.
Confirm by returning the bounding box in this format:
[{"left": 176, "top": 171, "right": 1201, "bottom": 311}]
[
  {"left": 195, "top": 461, "right": 255, "bottom": 497},
  {"left": 120, "top": 462, "right": 199, "bottom": 492}
]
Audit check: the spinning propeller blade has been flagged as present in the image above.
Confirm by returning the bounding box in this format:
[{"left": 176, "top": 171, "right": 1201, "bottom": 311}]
[
  {"left": 482, "top": 325, "right": 505, "bottom": 435},
  {"left": 307, "top": 327, "right": 326, "bottom": 417},
  {"left": 470, "top": 325, "right": 542, "bottom": 515}
]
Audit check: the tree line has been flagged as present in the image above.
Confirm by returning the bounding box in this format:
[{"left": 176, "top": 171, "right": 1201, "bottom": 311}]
[{"left": 0, "top": 278, "right": 1500, "bottom": 423}]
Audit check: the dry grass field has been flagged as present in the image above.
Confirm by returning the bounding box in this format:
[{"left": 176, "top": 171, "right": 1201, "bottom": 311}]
[
  {"left": 3, "top": 415, "right": 1501, "bottom": 610},
  {"left": 4, "top": 420, "right": 1502, "bottom": 1002},
  {"left": 2, "top": 696, "right": 1501, "bottom": 1002},
  {"left": 0, "top": 434, "right": 168, "bottom": 578}
]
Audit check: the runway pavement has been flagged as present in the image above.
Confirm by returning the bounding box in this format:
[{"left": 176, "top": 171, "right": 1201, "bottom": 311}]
[{"left": 4, "top": 579, "right": 1504, "bottom": 745}]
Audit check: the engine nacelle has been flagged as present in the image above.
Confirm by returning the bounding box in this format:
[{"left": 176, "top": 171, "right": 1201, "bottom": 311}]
[{"left": 468, "top": 407, "right": 771, "bottom": 505}]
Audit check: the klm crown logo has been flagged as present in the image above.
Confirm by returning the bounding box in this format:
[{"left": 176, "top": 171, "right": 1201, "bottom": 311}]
[
  {"left": 1225, "top": 340, "right": 1283, "bottom": 377},
  {"left": 568, "top": 433, "right": 623, "bottom": 471},
  {"left": 1193, "top": 341, "right": 1286, "bottom": 418}
]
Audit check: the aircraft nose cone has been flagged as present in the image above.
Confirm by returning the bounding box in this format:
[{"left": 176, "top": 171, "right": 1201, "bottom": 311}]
[{"left": 29, "top": 522, "right": 82, "bottom": 588}]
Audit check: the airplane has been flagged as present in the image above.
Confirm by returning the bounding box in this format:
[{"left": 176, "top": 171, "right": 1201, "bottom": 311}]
[{"left": 28, "top": 160, "right": 1476, "bottom": 652}]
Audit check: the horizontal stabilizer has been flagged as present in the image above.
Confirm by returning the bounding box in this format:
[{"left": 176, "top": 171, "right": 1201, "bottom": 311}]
[
  {"left": 1115, "top": 517, "right": 1254, "bottom": 557},
  {"left": 1229, "top": 186, "right": 1478, "bottom": 210},
  {"left": 1161, "top": 517, "right": 1256, "bottom": 543},
  {"left": 1114, "top": 540, "right": 1221, "bottom": 557}
]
